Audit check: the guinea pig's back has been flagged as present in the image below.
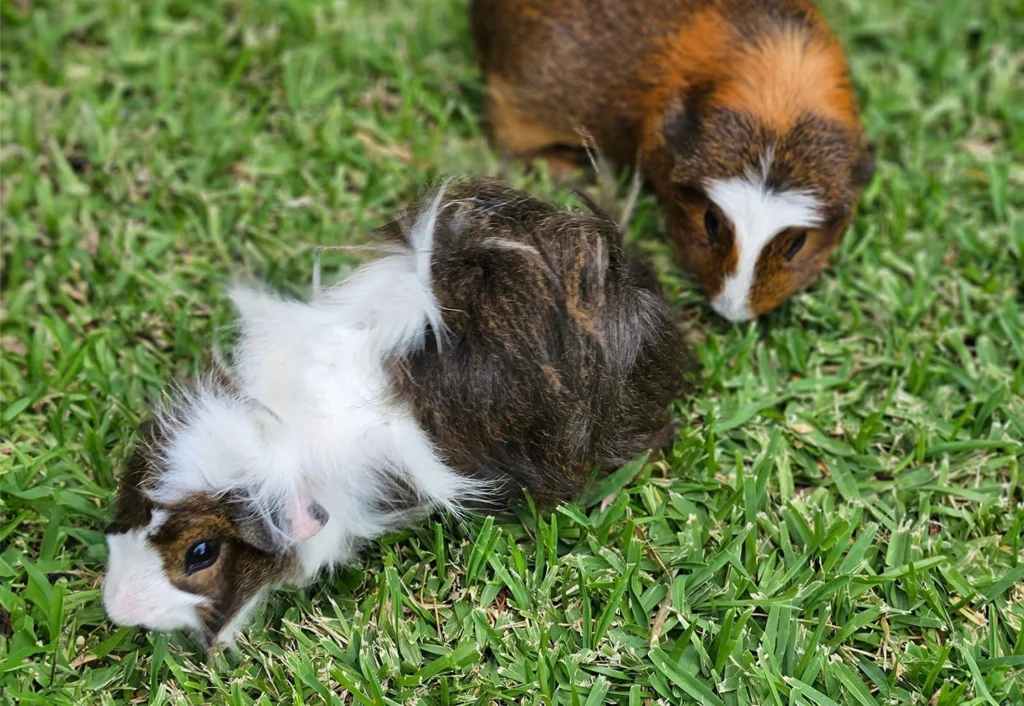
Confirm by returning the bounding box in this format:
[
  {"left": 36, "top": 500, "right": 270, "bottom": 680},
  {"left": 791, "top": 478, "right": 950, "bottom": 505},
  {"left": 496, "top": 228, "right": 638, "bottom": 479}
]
[
  {"left": 470, "top": 0, "right": 694, "bottom": 163},
  {"left": 385, "top": 179, "right": 693, "bottom": 505}
]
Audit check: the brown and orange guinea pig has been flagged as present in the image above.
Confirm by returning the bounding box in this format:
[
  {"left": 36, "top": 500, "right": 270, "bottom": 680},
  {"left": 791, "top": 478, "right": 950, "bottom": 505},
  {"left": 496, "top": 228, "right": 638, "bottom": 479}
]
[
  {"left": 471, "top": 0, "right": 875, "bottom": 321},
  {"left": 101, "top": 178, "right": 696, "bottom": 646}
]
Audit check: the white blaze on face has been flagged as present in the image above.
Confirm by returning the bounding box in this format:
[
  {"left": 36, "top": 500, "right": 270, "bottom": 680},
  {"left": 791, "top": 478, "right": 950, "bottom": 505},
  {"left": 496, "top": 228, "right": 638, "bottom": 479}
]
[
  {"left": 705, "top": 165, "right": 822, "bottom": 322},
  {"left": 103, "top": 511, "right": 207, "bottom": 633}
]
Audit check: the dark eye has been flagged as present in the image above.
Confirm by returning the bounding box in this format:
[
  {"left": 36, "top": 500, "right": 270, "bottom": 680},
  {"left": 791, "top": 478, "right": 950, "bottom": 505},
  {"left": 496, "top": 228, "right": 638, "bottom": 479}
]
[
  {"left": 785, "top": 232, "right": 807, "bottom": 261},
  {"left": 704, "top": 205, "right": 720, "bottom": 244},
  {"left": 184, "top": 538, "right": 221, "bottom": 574}
]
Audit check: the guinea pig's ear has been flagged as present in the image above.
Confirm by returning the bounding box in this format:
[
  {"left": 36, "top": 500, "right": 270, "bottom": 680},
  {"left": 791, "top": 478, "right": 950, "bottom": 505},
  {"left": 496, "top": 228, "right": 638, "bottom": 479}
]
[
  {"left": 852, "top": 148, "right": 876, "bottom": 189},
  {"left": 283, "top": 491, "right": 329, "bottom": 542},
  {"left": 661, "top": 91, "right": 702, "bottom": 151},
  {"left": 660, "top": 84, "right": 714, "bottom": 184},
  {"left": 230, "top": 490, "right": 329, "bottom": 554},
  {"left": 663, "top": 83, "right": 717, "bottom": 143}
]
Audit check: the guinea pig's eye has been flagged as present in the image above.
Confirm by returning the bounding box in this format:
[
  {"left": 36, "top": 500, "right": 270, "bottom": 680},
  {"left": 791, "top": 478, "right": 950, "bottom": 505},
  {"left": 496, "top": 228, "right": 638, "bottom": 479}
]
[
  {"left": 184, "top": 538, "right": 221, "bottom": 574},
  {"left": 704, "top": 205, "right": 721, "bottom": 245},
  {"left": 784, "top": 231, "right": 808, "bottom": 261}
]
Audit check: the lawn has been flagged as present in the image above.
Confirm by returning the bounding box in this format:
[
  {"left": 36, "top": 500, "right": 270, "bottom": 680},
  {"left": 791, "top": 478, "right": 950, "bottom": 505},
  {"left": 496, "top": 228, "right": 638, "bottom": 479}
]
[{"left": 1, "top": 0, "right": 1022, "bottom": 704}]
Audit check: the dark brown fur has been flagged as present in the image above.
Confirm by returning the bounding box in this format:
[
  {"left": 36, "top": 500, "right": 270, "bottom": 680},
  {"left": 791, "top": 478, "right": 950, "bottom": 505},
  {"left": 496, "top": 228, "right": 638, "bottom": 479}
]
[
  {"left": 387, "top": 179, "right": 697, "bottom": 505},
  {"left": 471, "top": 0, "right": 874, "bottom": 316}
]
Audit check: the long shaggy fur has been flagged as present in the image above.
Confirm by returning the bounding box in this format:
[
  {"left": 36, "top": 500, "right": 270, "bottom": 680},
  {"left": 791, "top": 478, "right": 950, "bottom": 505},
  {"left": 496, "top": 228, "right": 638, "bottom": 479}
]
[
  {"left": 387, "top": 178, "right": 695, "bottom": 504},
  {"left": 102, "top": 177, "right": 696, "bottom": 645}
]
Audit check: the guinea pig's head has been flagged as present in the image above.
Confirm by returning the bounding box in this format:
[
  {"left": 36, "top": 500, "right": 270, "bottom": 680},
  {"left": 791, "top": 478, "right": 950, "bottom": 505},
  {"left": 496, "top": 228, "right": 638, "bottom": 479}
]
[
  {"left": 102, "top": 394, "right": 328, "bottom": 646},
  {"left": 647, "top": 17, "right": 874, "bottom": 321}
]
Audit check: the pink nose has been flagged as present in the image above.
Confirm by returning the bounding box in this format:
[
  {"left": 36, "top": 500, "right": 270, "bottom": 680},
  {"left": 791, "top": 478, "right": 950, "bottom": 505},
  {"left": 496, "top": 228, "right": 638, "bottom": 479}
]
[{"left": 104, "top": 587, "right": 145, "bottom": 626}]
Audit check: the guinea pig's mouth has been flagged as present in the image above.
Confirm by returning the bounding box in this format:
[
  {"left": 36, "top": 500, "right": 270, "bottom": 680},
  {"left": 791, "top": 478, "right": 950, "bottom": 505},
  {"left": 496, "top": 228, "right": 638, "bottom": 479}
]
[
  {"left": 103, "top": 578, "right": 209, "bottom": 631},
  {"left": 710, "top": 291, "right": 755, "bottom": 322},
  {"left": 102, "top": 583, "right": 210, "bottom": 636},
  {"left": 103, "top": 579, "right": 251, "bottom": 650}
]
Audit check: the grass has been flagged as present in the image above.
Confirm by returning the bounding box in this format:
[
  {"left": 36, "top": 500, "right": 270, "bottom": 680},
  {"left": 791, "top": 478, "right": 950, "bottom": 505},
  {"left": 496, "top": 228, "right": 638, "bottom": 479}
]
[{"left": 1, "top": 0, "right": 1022, "bottom": 703}]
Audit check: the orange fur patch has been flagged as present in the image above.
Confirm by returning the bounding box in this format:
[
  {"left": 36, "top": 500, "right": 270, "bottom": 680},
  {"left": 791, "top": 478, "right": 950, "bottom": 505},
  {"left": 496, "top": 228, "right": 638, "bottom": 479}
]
[
  {"left": 714, "top": 28, "right": 858, "bottom": 132},
  {"left": 643, "top": 10, "right": 858, "bottom": 142}
]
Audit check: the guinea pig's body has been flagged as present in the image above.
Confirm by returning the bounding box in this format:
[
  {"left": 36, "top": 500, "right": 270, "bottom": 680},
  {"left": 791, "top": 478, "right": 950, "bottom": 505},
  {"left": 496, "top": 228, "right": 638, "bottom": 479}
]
[
  {"left": 471, "top": 0, "right": 874, "bottom": 321},
  {"left": 102, "top": 179, "right": 693, "bottom": 645}
]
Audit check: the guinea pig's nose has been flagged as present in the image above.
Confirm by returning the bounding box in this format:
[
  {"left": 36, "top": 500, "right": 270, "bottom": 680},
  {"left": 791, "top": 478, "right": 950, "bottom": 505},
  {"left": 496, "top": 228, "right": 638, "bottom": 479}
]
[
  {"left": 710, "top": 292, "right": 753, "bottom": 322},
  {"left": 103, "top": 583, "right": 144, "bottom": 627}
]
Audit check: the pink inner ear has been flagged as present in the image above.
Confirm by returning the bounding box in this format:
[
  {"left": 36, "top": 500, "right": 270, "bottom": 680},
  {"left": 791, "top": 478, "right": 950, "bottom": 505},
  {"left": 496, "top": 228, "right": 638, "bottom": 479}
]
[{"left": 286, "top": 490, "right": 326, "bottom": 542}]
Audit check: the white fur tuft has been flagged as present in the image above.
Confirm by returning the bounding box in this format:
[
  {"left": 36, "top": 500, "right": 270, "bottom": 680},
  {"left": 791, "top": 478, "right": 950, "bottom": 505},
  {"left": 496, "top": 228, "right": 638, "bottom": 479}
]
[
  {"left": 706, "top": 155, "right": 822, "bottom": 322},
  {"left": 481, "top": 237, "right": 542, "bottom": 257}
]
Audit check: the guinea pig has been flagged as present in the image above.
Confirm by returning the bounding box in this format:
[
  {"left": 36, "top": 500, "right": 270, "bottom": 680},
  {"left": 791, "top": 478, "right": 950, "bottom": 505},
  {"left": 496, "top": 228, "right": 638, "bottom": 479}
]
[
  {"left": 470, "top": 0, "right": 875, "bottom": 321},
  {"left": 101, "top": 178, "right": 696, "bottom": 645}
]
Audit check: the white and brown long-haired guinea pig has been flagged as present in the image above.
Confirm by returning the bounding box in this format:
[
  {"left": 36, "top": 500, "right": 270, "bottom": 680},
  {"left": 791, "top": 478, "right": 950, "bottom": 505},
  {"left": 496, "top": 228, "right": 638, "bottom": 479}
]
[
  {"left": 471, "top": 0, "right": 875, "bottom": 321},
  {"left": 102, "top": 178, "right": 696, "bottom": 645}
]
